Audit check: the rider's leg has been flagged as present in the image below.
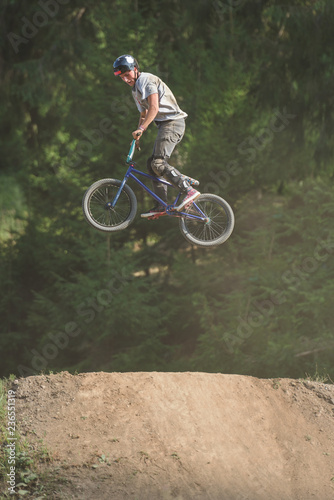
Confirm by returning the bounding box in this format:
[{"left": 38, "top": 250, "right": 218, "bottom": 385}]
[
  {"left": 143, "top": 119, "right": 200, "bottom": 215},
  {"left": 149, "top": 118, "right": 192, "bottom": 194},
  {"left": 150, "top": 157, "right": 200, "bottom": 211},
  {"left": 142, "top": 156, "right": 187, "bottom": 218},
  {"left": 147, "top": 155, "right": 168, "bottom": 204},
  {"left": 150, "top": 158, "right": 190, "bottom": 193}
]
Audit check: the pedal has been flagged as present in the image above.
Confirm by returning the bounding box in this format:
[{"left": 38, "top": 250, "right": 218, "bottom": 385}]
[{"left": 147, "top": 212, "right": 166, "bottom": 220}]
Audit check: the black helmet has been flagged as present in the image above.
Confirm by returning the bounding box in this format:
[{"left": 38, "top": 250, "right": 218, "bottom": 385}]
[{"left": 113, "top": 54, "right": 139, "bottom": 76}]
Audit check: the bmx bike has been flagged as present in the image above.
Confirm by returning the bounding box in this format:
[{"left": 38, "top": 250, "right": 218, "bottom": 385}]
[{"left": 82, "top": 139, "right": 235, "bottom": 247}]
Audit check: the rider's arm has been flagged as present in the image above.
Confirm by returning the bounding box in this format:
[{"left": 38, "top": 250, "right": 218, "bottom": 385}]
[
  {"left": 138, "top": 110, "right": 147, "bottom": 128},
  {"left": 140, "top": 93, "right": 159, "bottom": 130},
  {"left": 132, "top": 93, "right": 159, "bottom": 139}
]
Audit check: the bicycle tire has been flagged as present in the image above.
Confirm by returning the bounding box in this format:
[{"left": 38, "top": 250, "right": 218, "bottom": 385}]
[
  {"left": 82, "top": 178, "right": 137, "bottom": 232},
  {"left": 179, "top": 193, "right": 235, "bottom": 247}
]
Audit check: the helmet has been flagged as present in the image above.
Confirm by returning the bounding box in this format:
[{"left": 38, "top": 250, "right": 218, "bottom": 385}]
[{"left": 113, "top": 54, "right": 139, "bottom": 76}]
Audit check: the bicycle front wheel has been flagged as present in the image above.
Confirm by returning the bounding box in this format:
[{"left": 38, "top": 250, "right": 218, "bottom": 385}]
[
  {"left": 82, "top": 178, "right": 137, "bottom": 232},
  {"left": 179, "top": 194, "right": 235, "bottom": 247}
]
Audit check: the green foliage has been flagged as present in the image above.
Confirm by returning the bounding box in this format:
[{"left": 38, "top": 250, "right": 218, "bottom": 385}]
[
  {"left": 185, "top": 179, "right": 334, "bottom": 379},
  {"left": 0, "top": 1, "right": 333, "bottom": 380},
  {"left": 0, "top": 378, "right": 59, "bottom": 498}
]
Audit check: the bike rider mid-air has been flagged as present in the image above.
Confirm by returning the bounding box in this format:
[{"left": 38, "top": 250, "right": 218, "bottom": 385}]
[{"left": 113, "top": 54, "right": 201, "bottom": 218}]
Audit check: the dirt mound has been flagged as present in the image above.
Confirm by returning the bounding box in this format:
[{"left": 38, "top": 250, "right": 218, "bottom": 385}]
[{"left": 13, "top": 371, "right": 334, "bottom": 500}]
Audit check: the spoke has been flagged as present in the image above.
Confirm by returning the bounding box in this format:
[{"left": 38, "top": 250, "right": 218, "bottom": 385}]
[
  {"left": 88, "top": 183, "right": 130, "bottom": 227},
  {"left": 93, "top": 188, "right": 109, "bottom": 204},
  {"left": 184, "top": 199, "right": 229, "bottom": 242}
]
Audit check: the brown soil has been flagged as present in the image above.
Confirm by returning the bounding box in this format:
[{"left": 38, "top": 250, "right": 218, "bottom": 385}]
[{"left": 13, "top": 371, "right": 334, "bottom": 499}]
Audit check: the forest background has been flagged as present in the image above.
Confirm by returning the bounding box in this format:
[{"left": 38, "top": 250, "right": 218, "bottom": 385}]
[{"left": 1, "top": 0, "right": 333, "bottom": 381}]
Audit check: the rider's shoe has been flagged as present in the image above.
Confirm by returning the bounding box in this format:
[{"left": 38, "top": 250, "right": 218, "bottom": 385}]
[
  {"left": 141, "top": 205, "right": 167, "bottom": 219},
  {"left": 176, "top": 188, "right": 201, "bottom": 212},
  {"left": 180, "top": 174, "right": 200, "bottom": 187}
]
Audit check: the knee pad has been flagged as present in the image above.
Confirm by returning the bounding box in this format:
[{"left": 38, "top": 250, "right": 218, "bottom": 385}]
[{"left": 151, "top": 157, "right": 167, "bottom": 176}]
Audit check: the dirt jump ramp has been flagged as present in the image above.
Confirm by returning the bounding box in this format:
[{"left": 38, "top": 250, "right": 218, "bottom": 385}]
[{"left": 15, "top": 371, "right": 334, "bottom": 500}]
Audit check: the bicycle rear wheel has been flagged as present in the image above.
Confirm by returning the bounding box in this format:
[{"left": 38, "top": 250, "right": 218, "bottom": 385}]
[
  {"left": 82, "top": 178, "right": 137, "bottom": 232},
  {"left": 179, "top": 194, "right": 234, "bottom": 247}
]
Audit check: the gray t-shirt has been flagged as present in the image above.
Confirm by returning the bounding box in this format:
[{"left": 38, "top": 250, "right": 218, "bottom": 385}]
[{"left": 132, "top": 72, "right": 188, "bottom": 122}]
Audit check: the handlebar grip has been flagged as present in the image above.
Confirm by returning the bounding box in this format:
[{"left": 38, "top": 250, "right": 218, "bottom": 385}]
[
  {"left": 127, "top": 140, "right": 136, "bottom": 163},
  {"left": 127, "top": 133, "right": 142, "bottom": 162}
]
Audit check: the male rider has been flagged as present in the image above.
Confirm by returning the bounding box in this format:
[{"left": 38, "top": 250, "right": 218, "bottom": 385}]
[{"left": 113, "top": 54, "right": 200, "bottom": 218}]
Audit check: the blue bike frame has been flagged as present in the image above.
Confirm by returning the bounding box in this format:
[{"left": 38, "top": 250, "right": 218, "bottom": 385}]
[{"left": 111, "top": 140, "right": 207, "bottom": 221}]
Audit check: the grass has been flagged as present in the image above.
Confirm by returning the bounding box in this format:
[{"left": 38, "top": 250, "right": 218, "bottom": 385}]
[
  {"left": 303, "top": 365, "right": 334, "bottom": 384},
  {"left": 272, "top": 378, "right": 281, "bottom": 390},
  {"left": 0, "top": 376, "right": 67, "bottom": 499}
]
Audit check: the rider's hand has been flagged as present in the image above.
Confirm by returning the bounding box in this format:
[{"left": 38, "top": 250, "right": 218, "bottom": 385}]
[
  {"left": 132, "top": 129, "right": 143, "bottom": 150},
  {"left": 132, "top": 129, "right": 143, "bottom": 140}
]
